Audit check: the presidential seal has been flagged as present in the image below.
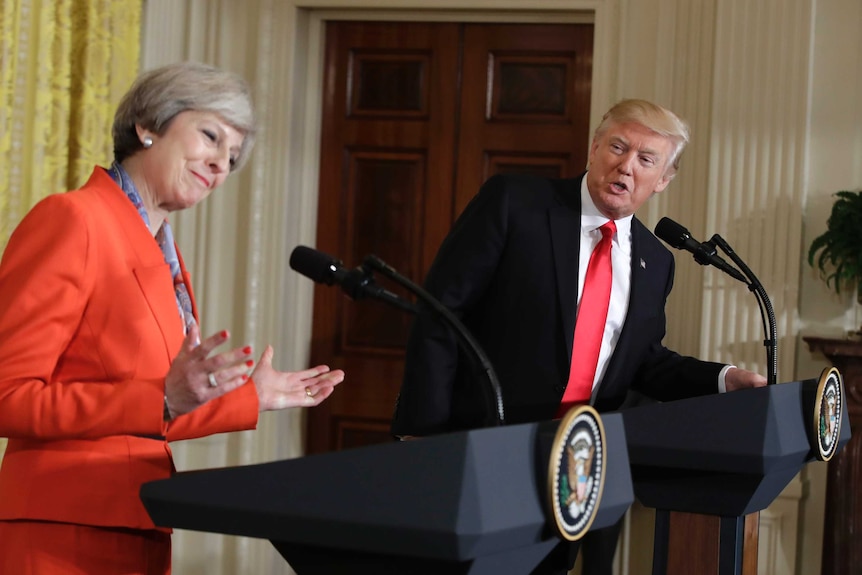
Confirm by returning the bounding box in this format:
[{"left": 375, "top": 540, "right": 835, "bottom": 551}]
[
  {"left": 813, "top": 367, "right": 843, "bottom": 461},
  {"left": 547, "top": 405, "right": 605, "bottom": 541}
]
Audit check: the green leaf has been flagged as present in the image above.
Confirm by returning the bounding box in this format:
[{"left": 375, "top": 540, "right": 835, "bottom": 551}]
[{"left": 808, "top": 189, "right": 862, "bottom": 296}]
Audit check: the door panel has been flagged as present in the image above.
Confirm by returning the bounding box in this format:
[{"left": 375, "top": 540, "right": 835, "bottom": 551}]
[
  {"left": 456, "top": 23, "right": 594, "bottom": 214},
  {"left": 307, "top": 21, "right": 461, "bottom": 453},
  {"left": 306, "top": 21, "right": 593, "bottom": 455}
]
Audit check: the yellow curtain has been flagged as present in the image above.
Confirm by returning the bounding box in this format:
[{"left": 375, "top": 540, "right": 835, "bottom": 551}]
[{"left": 0, "top": 0, "right": 141, "bottom": 460}]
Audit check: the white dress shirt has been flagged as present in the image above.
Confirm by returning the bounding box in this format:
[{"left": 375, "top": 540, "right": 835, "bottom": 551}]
[
  {"left": 577, "top": 177, "right": 632, "bottom": 393},
  {"left": 577, "top": 176, "right": 728, "bottom": 398}
]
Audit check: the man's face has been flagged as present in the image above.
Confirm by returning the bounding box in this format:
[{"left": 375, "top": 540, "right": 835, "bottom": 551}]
[{"left": 586, "top": 121, "right": 676, "bottom": 220}]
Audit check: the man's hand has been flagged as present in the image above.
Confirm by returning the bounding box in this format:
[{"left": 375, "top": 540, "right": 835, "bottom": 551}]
[{"left": 725, "top": 367, "right": 768, "bottom": 392}]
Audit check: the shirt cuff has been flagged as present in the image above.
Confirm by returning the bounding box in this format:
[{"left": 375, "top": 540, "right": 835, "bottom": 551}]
[{"left": 718, "top": 364, "right": 736, "bottom": 393}]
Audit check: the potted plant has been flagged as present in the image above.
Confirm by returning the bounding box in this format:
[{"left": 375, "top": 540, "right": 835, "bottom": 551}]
[{"left": 808, "top": 190, "right": 862, "bottom": 328}]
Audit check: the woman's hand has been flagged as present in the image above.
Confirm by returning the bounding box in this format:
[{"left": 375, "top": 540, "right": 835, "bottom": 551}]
[
  {"left": 251, "top": 345, "right": 344, "bottom": 411},
  {"left": 164, "top": 324, "right": 254, "bottom": 418}
]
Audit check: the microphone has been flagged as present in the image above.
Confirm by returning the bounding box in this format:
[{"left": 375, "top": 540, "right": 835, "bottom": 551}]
[
  {"left": 655, "top": 218, "right": 778, "bottom": 385},
  {"left": 291, "top": 247, "right": 506, "bottom": 426},
  {"left": 289, "top": 246, "right": 416, "bottom": 313},
  {"left": 654, "top": 217, "right": 747, "bottom": 283},
  {"left": 363, "top": 254, "right": 506, "bottom": 427}
]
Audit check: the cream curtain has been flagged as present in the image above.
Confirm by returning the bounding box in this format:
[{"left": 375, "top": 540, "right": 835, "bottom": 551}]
[{"left": 0, "top": 0, "right": 141, "bottom": 460}]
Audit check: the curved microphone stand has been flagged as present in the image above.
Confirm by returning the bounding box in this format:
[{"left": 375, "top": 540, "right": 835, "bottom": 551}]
[
  {"left": 708, "top": 235, "right": 778, "bottom": 386},
  {"left": 363, "top": 255, "right": 506, "bottom": 427}
]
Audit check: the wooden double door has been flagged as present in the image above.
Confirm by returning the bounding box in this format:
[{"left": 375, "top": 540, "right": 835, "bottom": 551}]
[{"left": 306, "top": 20, "right": 594, "bottom": 455}]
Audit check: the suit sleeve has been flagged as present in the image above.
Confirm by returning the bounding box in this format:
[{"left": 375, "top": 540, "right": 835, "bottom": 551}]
[
  {"left": 0, "top": 195, "right": 172, "bottom": 440},
  {"left": 630, "top": 253, "right": 724, "bottom": 401},
  {"left": 391, "top": 175, "right": 511, "bottom": 436},
  {"left": 166, "top": 380, "right": 259, "bottom": 441}
]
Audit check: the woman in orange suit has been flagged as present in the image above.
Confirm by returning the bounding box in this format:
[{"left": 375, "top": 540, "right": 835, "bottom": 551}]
[{"left": 0, "top": 61, "right": 344, "bottom": 574}]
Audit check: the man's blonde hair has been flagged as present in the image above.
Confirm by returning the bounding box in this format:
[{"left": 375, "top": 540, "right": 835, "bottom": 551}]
[{"left": 594, "top": 99, "right": 690, "bottom": 175}]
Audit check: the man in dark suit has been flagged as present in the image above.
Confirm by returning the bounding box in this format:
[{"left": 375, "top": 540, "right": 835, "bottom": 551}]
[{"left": 390, "top": 99, "right": 766, "bottom": 574}]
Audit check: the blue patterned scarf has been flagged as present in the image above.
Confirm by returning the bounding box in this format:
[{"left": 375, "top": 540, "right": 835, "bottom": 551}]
[{"left": 108, "top": 162, "right": 197, "bottom": 335}]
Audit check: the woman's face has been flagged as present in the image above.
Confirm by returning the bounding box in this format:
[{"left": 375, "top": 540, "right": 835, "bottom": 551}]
[{"left": 137, "top": 110, "right": 244, "bottom": 212}]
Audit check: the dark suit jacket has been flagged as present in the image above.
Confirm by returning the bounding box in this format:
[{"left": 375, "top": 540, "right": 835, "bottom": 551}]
[{"left": 391, "top": 172, "right": 723, "bottom": 436}]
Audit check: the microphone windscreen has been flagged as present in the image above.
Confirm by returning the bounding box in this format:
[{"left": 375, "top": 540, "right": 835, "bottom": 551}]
[
  {"left": 654, "top": 217, "right": 689, "bottom": 249},
  {"left": 289, "top": 246, "right": 338, "bottom": 284}
]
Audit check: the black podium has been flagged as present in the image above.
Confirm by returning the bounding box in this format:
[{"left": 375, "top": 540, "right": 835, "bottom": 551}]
[
  {"left": 141, "top": 413, "right": 633, "bottom": 574},
  {"left": 620, "top": 377, "right": 851, "bottom": 575}
]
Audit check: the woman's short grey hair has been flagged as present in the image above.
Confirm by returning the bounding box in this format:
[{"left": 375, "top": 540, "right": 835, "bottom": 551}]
[
  {"left": 594, "top": 99, "right": 690, "bottom": 176},
  {"left": 113, "top": 61, "right": 257, "bottom": 171}
]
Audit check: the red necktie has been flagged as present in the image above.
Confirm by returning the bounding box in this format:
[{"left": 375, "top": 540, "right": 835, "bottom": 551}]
[{"left": 558, "top": 220, "right": 616, "bottom": 417}]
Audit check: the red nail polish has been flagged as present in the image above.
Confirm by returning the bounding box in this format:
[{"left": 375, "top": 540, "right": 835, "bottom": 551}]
[
  {"left": 243, "top": 346, "right": 252, "bottom": 354},
  {"left": 220, "top": 330, "right": 228, "bottom": 338},
  {"left": 246, "top": 360, "right": 254, "bottom": 368},
  {"left": 241, "top": 374, "right": 248, "bottom": 382}
]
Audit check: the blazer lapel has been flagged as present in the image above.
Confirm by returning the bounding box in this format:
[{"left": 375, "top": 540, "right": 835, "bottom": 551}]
[
  {"left": 549, "top": 178, "right": 583, "bottom": 365},
  {"left": 133, "top": 265, "right": 185, "bottom": 357},
  {"left": 176, "top": 248, "right": 199, "bottom": 321},
  {"left": 96, "top": 177, "right": 186, "bottom": 357}
]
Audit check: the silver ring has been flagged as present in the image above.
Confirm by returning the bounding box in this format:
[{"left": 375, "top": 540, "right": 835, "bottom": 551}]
[
  {"left": 305, "top": 386, "right": 314, "bottom": 398},
  {"left": 208, "top": 372, "right": 218, "bottom": 387}
]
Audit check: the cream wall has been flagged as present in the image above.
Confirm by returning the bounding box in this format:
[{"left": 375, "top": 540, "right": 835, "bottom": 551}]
[
  {"left": 140, "top": 1, "right": 862, "bottom": 574},
  {"left": 795, "top": 2, "right": 862, "bottom": 575}
]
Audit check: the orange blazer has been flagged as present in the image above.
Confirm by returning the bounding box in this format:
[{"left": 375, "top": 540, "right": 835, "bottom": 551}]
[{"left": 0, "top": 167, "right": 259, "bottom": 530}]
